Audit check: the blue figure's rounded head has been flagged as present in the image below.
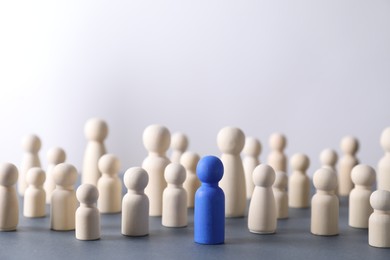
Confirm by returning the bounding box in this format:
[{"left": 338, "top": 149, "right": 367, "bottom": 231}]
[{"left": 196, "top": 155, "right": 224, "bottom": 184}]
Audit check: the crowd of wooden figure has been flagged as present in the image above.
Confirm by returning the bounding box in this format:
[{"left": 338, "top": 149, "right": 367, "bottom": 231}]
[{"left": 0, "top": 119, "right": 390, "bottom": 248}]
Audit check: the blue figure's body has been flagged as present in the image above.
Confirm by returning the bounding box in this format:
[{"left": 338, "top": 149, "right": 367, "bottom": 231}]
[{"left": 194, "top": 156, "right": 225, "bottom": 245}]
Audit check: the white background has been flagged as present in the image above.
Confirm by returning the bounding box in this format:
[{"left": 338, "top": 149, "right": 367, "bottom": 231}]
[{"left": 0, "top": 0, "right": 389, "bottom": 177}]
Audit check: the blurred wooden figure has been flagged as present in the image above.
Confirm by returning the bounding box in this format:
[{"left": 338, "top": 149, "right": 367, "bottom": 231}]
[
  {"left": 338, "top": 136, "right": 359, "bottom": 196},
  {"left": 378, "top": 127, "right": 390, "bottom": 191},
  {"left": 217, "top": 126, "right": 246, "bottom": 217},
  {"left": 19, "top": 134, "right": 41, "bottom": 196},
  {"left": 273, "top": 171, "right": 288, "bottom": 219},
  {"left": 319, "top": 148, "right": 338, "bottom": 195},
  {"left": 369, "top": 190, "right": 390, "bottom": 248},
  {"left": 243, "top": 137, "right": 261, "bottom": 199},
  {"left": 0, "top": 163, "right": 19, "bottom": 231},
  {"left": 24, "top": 167, "right": 46, "bottom": 218},
  {"left": 181, "top": 151, "right": 200, "bottom": 208},
  {"left": 349, "top": 164, "right": 375, "bottom": 228},
  {"left": 82, "top": 118, "right": 108, "bottom": 186},
  {"left": 267, "top": 133, "right": 287, "bottom": 172},
  {"left": 142, "top": 124, "right": 171, "bottom": 216},
  {"left": 289, "top": 153, "right": 310, "bottom": 208},
  {"left": 44, "top": 147, "right": 66, "bottom": 204},
  {"left": 170, "top": 132, "right": 189, "bottom": 164},
  {"left": 97, "top": 154, "right": 121, "bottom": 214}
]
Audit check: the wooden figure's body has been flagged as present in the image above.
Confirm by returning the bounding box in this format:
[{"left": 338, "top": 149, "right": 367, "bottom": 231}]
[
  {"left": 44, "top": 147, "right": 66, "bottom": 204},
  {"left": 378, "top": 127, "right": 390, "bottom": 191},
  {"left": 97, "top": 154, "right": 121, "bottom": 214},
  {"left": 311, "top": 168, "right": 339, "bottom": 236},
  {"left": 76, "top": 184, "right": 100, "bottom": 240},
  {"left": 122, "top": 167, "right": 149, "bottom": 236},
  {"left": 248, "top": 164, "right": 276, "bottom": 234},
  {"left": 369, "top": 190, "right": 390, "bottom": 248},
  {"left": 0, "top": 163, "right": 19, "bottom": 231},
  {"left": 180, "top": 151, "right": 200, "bottom": 208},
  {"left": 19, "top": 134, "right": 41, "bottom": 196},
  {"left": 170, "top": 132, "right": 188, "bottom": 164},
  {"left": 349, "top": 165, "right": 375, "bottom": 228},
  {"left": 217, "top": 126, "right": 246, "bottom": 218},
  {"left": 162, "top": 163, "right": 187, "bottom": 228},
  {"left": 338, "top": 136, "right": 359, "bottom": 196},
  {"left": 194, "top": 156, "right": 225, "bottom": 245},
  {"left": 24, "top": 167, "right": 46, "bottom": 218},
  {"left": 242, "top": 137, "right": 261, "bottom": 199},
  {"left": 273, "top": 171, "right": 288, "bottom": 219},
  {"left": 289, "top": 153, "right": 310, "bottom": 208},
  {"left": 267, "top": 133, "right": 287, "bottom": 173},
  {"left": 51, "top": 163, "right": 78, "bottom": 231},
  {"left": 82, "top": 118, "right": 108, "bottom": 186}
]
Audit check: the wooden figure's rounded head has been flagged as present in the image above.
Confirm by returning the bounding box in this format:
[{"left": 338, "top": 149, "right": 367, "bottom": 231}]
[
  {"left": 269, "top": 133, "right": 286, "bottom": 151},
  {"left": 22, "top": 134, "right": 41, "bottom": 153},
  {"left": 26, "top": 167, "right": 45, "bottom": 186},
  {"left": 98, "top": 154, "right": 120, "bottom": 176},
  {"left": 252, "top": 164, "right": 275, "bottom": 188},
  {"left": 0, "top": 162, "right": 18, "bottom": 187},
  {"left": 243, "top": 137, "right": 262, "bottom": 157},
  {"left": 170, "top": 132, "right": 189, "bottom": 152},
  {"left": 313, "top": 168, "right": 337, "bottom": 191},
  {"left": 319, "top": 148, "right": 338, "bottom": 166},
  {"left": 196, "top": 156, "right": 224, "bottom": 184},
  {"left": 164, "top": 163, "right": 186, "bottom": 185},
  {"left": 84, "top": 118, "right": 108, "bottom": 142},
  {"left": 351, "top": 164, "right": 376, "bottom": 186},
  {"left": 77, "top": 184, "right": 99, "bottom": 204},
  {"left": 380, "top": 127, "right": 390, "bottom": 152},
  {"left": 340, "top": 136, "right": 359, "bottom": 155},
  {"left": 123, "top": 167, "right": 149, "bottom": 191},
  {"left": 217, "top": 126, "right": 245, "bottom": 155},
  {"left": 53, "top": 163, "right": 78, "bottom": 187},
  {"left": 370, "top": 190, "right": 390, "bottom": 211},
  {"left": 47, "top": 147, "right": 66, "bottom": 165},
  {"left": 142, "top": 124, "right": 171, "bottom": 154},
  {"left": 273, "top": 171, "right": 287, "bottom": 189},
  {"left": 180, "top": 151, "right": 200, "bottom": 171},
  {"left": 290, "top": 153, "right": 310, "bottom": 171}
]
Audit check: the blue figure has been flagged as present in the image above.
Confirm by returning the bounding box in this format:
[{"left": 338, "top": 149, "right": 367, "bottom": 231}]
[{"left": 194, "top": 155, "right": 225, "bottom": 245}]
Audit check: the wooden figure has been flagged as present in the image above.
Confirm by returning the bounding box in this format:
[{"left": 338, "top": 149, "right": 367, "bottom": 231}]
[
  {"left": 19, "top": 134, "right": 41, "bottom": 196},
  {"left": 319, "top": 148, "right": 338, "bottom": 195},
  {"left": 289, "top": 153, "right": 310, "bottom": 208},
  {"left": 273, "top": 171, "right": 288, "bottom": 219},
  {"left": 311, "top": 168, "right": 339, "bottom": 236},
  {"left": 76, "top": 184, "right": 100, "bottom": 240},
  {"left": 349, "top": 164, "right": 375, "bottom": 228},
  {"left": 194, "top": 156, "right": 225, "bottom": 245},
  {"left": 24, "top": 167, "right": 46, "bottom": 218},
  {"left": 248, "top": 164, "right": 277, "bottom": 234},
  {"left": 122, "top": 167, "right": 149, "bottom": 237},
  {"left": 378, "top": 127, "right": 390, "bottom": 191},
  {"left": 170, "top": 132, "right": 189, "bottom": 164},
  {"left": 0, "top": 163, "right": 18, "bottom": 231},
  {"left": 97, "top": 154, "right": 121, "bottom": 214},
  {"left": 82, "top": 118, "right": 108, "bottom": 186},
  {"left": 180, "top": 151, "right": 200, "bottom": 208},
  {"left": 338, "top": 136, "right": 359, "bottom": 196},
  {"left": 51, "top": 163, "right": 78, "bottom": 231},
  {"left": 162, "top": 163, "right": 187, "bottom": 228},
  {"left": 142, "top": 124, "right": 171, "bottom": 216},
  {"left": 267, "top": 133, "right": 287, "bottom": 172},
  {"left": 369, "top": 190, "right": 390, "bottom": 248},
  {"left": 44, "top": 147, "right": 66, "bottom": 204},
  {"left": 217, "top": 126, "right": 246, "bottom": 218},
  {"left": 242, "top": 137, "right": 261, "bottom": 199}
]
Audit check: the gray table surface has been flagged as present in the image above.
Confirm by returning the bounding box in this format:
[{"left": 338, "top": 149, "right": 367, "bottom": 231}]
[{"left": 1, "top": 192, "right": 389, "bottom": 260}]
